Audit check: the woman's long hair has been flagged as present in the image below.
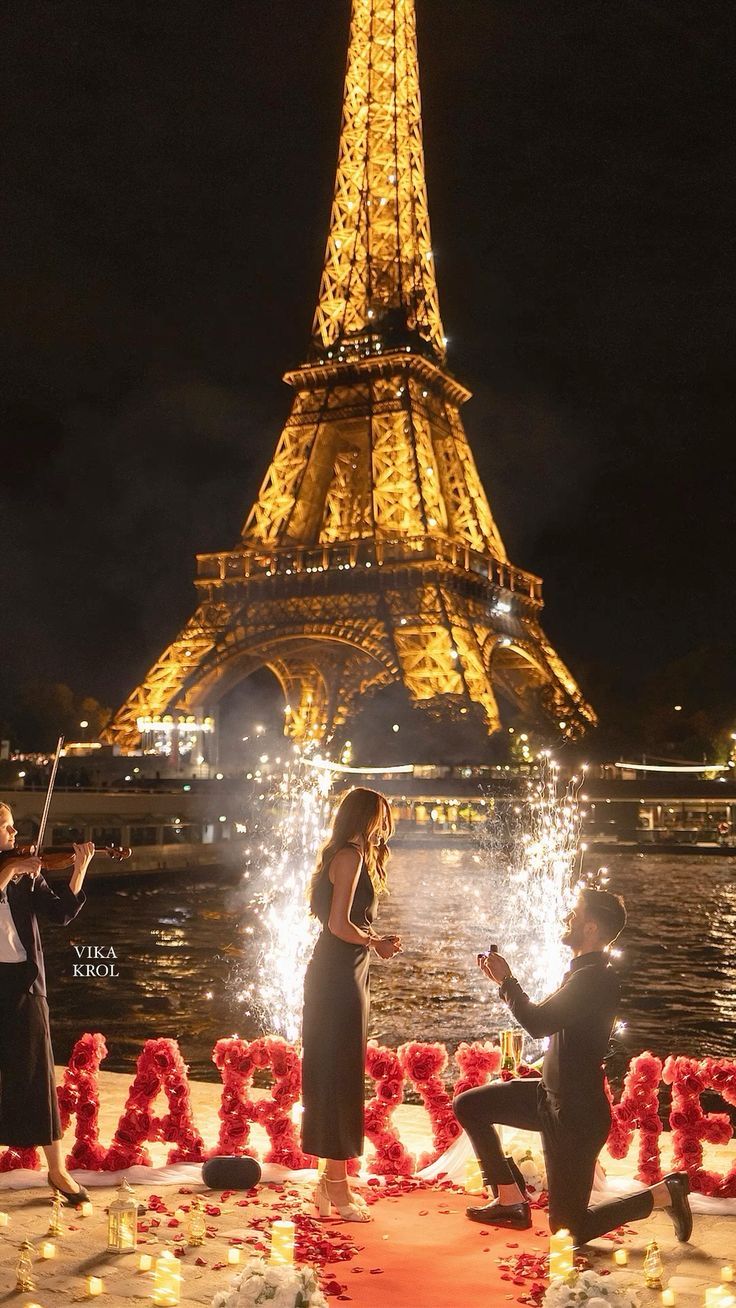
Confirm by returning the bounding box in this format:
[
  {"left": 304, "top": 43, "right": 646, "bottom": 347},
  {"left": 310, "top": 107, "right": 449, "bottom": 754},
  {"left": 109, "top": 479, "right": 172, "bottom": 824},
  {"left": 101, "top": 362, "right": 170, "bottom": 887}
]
[{"left": 309, "top": 787, "right": 394, "bottom": 917}]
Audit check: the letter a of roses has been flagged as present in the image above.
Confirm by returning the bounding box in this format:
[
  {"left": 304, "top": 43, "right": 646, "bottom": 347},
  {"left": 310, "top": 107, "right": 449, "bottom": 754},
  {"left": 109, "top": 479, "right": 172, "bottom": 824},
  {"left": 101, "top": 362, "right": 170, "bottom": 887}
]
[{"left": 105, "top": 1038, "right": 205, "bottom": 1170}]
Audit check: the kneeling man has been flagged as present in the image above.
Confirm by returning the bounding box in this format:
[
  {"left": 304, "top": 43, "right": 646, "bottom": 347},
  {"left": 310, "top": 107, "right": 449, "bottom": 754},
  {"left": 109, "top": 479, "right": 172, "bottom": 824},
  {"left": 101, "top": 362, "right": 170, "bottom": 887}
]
[{"left": 453, "top": 887, "right": 692, "bottom": 1246}]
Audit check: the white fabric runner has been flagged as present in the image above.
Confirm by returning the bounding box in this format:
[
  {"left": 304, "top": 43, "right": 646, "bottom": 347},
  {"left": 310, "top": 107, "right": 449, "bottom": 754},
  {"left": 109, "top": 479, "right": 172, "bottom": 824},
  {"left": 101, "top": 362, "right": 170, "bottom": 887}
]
[{"left": 1, "top": 1130, "right": 734, "bottom": 1216}]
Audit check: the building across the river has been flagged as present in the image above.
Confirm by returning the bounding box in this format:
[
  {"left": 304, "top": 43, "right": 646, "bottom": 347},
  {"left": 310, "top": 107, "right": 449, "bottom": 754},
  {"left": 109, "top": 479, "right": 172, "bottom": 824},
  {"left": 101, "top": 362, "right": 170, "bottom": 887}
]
[{"left": 2, "top": 761, "right": 735, "bottom": 877}]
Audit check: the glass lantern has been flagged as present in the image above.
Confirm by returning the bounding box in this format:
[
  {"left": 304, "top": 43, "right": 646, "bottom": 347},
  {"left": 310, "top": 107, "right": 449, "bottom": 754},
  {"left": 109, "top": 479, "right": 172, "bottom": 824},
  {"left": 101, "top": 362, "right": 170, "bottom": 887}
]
[
  {"left": 187, "top": 1195, "right": 206, "bottom": 1247},
  {"left": 107, "top": 1177, "right": 138, "bottom": 1252},
  {"left": 16, "top": 1240, "right": 35, "bottom": 1291},
  {"left": 643, "top": 1239, "right": 663, "bottom": 1289}
]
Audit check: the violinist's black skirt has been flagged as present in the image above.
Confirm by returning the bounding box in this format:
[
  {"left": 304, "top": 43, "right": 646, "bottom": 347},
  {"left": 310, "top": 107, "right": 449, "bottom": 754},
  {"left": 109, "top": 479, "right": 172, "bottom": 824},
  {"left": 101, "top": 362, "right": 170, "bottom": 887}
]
[{"left": 0, "top": 963, "right": 61, "bottom": 1147}]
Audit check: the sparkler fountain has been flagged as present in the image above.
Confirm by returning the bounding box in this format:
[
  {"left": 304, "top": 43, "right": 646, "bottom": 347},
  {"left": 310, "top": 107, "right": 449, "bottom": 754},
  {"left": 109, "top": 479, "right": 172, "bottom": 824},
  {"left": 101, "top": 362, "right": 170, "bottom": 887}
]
[
  {"left": 476, "top": 756, "right": 589, "bottom": 1032},
  {"left": 235, "top": 751, "right": 334, "bottom": 1041},
  {"left": 237, "top": 752, "right": 590, "bottom": 1053}
]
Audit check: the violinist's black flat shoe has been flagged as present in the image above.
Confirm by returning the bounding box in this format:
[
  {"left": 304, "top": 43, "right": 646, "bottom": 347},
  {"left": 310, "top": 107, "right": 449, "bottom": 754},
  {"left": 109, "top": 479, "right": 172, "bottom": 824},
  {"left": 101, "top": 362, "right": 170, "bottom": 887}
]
[
  {"left": 662, "top": 1172, "right": 692, "bottom": 1243},
  {"left": 466, "top": 1198, "right": 532, "bottom": 1229},
  {"left": 48, "top": 1174, "right": 91, "bottom": 1207}
]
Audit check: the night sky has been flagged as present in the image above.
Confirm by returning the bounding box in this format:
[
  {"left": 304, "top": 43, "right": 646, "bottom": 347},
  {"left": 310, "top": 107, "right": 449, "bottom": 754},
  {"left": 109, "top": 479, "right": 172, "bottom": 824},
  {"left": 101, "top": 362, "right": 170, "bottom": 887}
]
[{"left": 2, "top": 1, "right": 732, "bottom": 720}]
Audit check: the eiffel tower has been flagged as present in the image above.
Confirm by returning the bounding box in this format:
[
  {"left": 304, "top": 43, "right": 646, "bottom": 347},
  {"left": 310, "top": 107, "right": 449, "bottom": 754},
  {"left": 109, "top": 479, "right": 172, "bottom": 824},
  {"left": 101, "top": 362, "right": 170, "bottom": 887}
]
[{"left": 104, "top": 0, "right": 594, "bottom": 755}]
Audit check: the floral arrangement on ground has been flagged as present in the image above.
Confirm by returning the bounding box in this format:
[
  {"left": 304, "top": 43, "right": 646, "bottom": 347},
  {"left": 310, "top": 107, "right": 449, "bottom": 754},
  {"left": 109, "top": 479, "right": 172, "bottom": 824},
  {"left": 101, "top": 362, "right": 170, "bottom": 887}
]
[
  {"left": 212, "top": 1258, "right": 327, "bottom": 1308},
  {"left": 543, "top": 1269, "right": 642, "bottom": 1308}
]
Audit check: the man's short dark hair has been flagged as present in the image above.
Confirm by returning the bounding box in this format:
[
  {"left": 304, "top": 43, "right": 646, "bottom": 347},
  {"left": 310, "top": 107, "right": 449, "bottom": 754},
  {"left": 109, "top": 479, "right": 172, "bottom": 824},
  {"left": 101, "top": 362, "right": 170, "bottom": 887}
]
[{"left": 579, "top": 887, "right": 627, "bottom": 945}]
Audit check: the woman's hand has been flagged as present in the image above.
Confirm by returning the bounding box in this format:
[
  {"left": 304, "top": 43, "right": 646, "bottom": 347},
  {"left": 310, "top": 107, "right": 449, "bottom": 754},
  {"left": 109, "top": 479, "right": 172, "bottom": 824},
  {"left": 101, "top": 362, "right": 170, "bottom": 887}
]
[
  {"left": 70, "top": 841, "right": 95, "bottom": 893},
  {"left": 373, "top": 934, "right": 402, "bottom": 959},
  {"left": 1, "top": 853, "right": 42, "bottom": 890}
]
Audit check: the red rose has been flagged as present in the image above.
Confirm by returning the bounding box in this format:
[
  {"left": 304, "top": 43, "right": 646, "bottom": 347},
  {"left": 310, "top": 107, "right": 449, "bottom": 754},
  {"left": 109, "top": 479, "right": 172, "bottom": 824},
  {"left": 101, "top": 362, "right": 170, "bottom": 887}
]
[{"left": 377, "top": 1079, "right": 403, "bottom": 1102}]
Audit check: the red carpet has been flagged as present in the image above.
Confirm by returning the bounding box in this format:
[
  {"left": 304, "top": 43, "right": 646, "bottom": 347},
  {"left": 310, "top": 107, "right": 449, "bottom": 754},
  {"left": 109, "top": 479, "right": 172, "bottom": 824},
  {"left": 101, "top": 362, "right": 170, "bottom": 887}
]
[{"left": 319, "top": 1188, "right": 550, "bottom": 1307}]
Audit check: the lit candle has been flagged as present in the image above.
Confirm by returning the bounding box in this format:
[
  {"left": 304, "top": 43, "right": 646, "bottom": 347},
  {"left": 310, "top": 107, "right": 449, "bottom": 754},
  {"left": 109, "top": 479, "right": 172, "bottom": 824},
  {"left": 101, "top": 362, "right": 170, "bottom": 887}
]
[
  {"left": 724, "top": 1271, "right": 735, "bottom": 1285},
  {"left": 0, "top": 1211, "right": 9, "bottom": 1228},
  {"left": 138, "top": 1253, "right": 153, "bottom": 1272},
  {"left": 614, "top": 1248, "right": 629, "bottom": 1267},
  {"left": 270, "top": 1219, "right": 295, "bottom": 1266},
  {"left": 40, "top": 1241, "right": 56, "bottom": 1259},
  {"left": 705, "top": 1290, "right": 730, "bottom": 1308},
  {"left": 79, "top": 1201, "right": 93, "bottom": 1218},
  {"left": 152, "top": 1250, "right": 181, "bottom": 1307},
  {"left": 662, "top": 1290, "right": 676, "bottom": 1307},
  {"left": 290, "top": 1101, "right": 304, "bottom": 1126},
  {"left": 464, "top": 1158, "right": 484, "bottom": 1193},
  {"left": 549, "top": 1228, "right": 574, "bottom": 1281},
  {"left": 227, "top": 1247, "right": 241, "bottom": 1265},
  {"left": 87, "top": 1277, "right": 104, "bottom": 1296}
]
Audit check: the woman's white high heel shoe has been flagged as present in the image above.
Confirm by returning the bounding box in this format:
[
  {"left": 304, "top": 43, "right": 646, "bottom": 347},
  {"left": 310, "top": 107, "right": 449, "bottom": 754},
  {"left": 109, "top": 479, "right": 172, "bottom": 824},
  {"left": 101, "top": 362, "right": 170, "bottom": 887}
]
[{"left": 314, "top": 1175, "right": 371, "bottom": 1222}]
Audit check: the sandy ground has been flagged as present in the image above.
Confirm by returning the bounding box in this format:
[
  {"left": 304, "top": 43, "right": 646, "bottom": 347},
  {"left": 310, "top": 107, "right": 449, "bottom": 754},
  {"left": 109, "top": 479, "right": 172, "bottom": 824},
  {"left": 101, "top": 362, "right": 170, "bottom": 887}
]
[{"left": 0, "top": 1070, "right": 734, "bottom": 1305}]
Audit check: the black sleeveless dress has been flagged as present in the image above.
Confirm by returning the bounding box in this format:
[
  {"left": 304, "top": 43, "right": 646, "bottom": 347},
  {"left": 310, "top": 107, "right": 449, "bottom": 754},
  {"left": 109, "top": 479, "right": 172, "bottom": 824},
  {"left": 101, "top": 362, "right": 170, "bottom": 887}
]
[{"left": 301, "top": 845, "right": 377, "bottom": 1159}]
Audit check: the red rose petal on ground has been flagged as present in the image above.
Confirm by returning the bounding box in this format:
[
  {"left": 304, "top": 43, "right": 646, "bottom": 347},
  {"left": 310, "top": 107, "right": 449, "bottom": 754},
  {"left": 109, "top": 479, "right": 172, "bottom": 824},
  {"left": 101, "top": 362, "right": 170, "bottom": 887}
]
[
  {"left": 195, "top": 1257, "right": 207, "bottom": 1266},
  {"left": 211, "top": 1261, "right": 226, "bottom": 1270},
  {"left": 369, "top": 1268, "right": 384, "bottom": 1274}
]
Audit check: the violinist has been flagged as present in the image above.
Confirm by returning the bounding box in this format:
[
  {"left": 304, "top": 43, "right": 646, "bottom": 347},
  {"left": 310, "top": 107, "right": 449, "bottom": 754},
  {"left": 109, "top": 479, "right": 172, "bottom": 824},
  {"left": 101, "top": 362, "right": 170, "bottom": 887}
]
[{"left": 0, "top": 802, "right": 94, "bottom": 1206}]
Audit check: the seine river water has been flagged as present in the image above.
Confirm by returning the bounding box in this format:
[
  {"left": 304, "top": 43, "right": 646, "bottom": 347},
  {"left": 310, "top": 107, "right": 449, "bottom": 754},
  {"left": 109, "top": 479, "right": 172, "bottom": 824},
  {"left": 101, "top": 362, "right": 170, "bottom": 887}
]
[{"left": 43, "top": 848, "right": 735, "bottom": 1084}]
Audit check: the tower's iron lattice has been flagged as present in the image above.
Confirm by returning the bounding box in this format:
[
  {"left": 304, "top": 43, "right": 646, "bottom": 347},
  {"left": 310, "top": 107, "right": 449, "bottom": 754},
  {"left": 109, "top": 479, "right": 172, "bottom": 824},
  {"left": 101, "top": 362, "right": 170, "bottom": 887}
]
[{"left": 104, "top": 0, "right": 595, "bottom": 753}]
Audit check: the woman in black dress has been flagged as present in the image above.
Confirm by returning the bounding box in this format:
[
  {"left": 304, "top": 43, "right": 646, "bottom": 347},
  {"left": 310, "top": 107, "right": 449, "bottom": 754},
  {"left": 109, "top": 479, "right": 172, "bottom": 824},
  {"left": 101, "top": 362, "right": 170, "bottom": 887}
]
[{"left": 301, "top": 787, "right": 401, "bottom": 1222}]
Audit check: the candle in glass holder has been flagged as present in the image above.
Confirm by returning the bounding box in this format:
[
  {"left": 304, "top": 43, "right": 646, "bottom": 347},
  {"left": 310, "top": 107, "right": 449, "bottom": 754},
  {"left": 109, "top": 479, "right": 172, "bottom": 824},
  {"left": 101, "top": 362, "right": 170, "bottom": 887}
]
[
  {"left": 79, "top": 1201, "right": 93, "bottom": 1218},
  {"left": 662, "top": 1290, "right": 676, "bottom": 1306},
  {"left": 464, "top": 1158, "right": 484, "bottom": 1193},
  {"left": 228, "top": 1247, "right": 241, "bottom": 1265},
  {"left": 270, "top": 1219, "right": 295, "bottom": 1266},
  {"left": 0, "top": 1211, "right": 9, "bottom": 1228},
  {"left": 549, "top": 1228, "right": 574, "bottom": 1281},
  {"left": 704, "top": 1289, "right": 730, "bottom": 1308},
  {"left": 152, "top": 1250, "right": 181, "bottom": 1307},
  {"left": 724, "top": 1270, "right": 735, "bottom": 1285},
  {"left": 87, "top": 1277, "right": 104, "bottom": 1296},
  {"left": 40, "top": 1241, "right": 56, "bottom": 1259},
  {"left": 138, "top": 1253, "right": 153, "bottom": 1272},
  {"left": 614, "top": 1248, "right": 629, "bottom": 1266}
]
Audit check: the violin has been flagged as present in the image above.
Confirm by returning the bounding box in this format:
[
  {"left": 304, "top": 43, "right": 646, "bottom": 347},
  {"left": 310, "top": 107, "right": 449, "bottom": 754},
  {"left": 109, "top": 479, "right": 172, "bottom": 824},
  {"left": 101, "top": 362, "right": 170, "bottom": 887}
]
[{"left": 0, "top": 843, "right": 132, "bottom": 872}]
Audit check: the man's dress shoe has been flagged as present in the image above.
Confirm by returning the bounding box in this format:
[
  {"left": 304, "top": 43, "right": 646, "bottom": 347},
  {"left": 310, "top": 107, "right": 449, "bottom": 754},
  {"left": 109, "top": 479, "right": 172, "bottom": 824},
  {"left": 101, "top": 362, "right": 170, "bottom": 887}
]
[
  {"left": 466, "top": 1198, "right": 532, "bottom": 1229},
  {"left": 662, "top": 1172, "right": 693, "bottom": 1243}
]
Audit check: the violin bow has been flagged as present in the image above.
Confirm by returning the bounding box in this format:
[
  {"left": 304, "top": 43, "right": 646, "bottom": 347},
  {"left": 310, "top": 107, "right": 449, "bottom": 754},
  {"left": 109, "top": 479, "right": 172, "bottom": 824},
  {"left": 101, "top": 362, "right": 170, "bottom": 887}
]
[{"left": 31, "top": 734, "right": 65, "bottom": 891}]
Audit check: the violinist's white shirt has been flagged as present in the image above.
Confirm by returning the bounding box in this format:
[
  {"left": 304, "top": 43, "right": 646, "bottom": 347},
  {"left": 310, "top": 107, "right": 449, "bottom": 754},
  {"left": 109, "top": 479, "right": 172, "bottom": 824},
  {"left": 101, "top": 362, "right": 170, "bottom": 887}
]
[{"left": 0, "top": 894, "right": 27, "bottom": 961}]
